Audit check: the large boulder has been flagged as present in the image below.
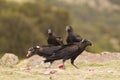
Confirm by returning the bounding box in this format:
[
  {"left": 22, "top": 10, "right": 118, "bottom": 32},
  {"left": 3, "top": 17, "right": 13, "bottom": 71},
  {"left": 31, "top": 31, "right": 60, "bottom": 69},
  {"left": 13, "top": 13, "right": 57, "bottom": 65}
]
[{"left": 0, "top": 53, "right": 19, "bottom": 67}]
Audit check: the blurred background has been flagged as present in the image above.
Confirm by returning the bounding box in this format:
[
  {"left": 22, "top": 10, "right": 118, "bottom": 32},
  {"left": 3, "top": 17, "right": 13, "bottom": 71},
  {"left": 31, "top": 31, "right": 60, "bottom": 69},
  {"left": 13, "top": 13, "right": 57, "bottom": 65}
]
[{"left": 0, "top": 0, "right": 120, "bottom": 58}]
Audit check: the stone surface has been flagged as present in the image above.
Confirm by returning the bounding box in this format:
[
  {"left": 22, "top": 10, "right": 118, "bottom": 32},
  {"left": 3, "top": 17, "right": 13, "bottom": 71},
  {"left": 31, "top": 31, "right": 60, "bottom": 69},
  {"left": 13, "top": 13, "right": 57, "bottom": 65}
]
[{"left": 0, "top": 53, "right": 19, "bottom": 67}]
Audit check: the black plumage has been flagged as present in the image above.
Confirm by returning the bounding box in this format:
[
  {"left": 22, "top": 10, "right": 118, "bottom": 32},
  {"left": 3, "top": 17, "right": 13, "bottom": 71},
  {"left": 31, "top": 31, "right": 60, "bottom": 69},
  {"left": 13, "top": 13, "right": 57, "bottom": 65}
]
[
  {"left": 26, "top": 45, "right": 62, "bottom": 67},
  {"left": 47, "top": 29, "right": 63, "bottom": 46},
  {"left": 51, "top": 25, "right": 83, "bottom": 53},
  {"left": 66, "top": 25, "right": 82, "bottom": 44},
  {"left": 44, "top": 39, "right": 92, "bottom": 69}
]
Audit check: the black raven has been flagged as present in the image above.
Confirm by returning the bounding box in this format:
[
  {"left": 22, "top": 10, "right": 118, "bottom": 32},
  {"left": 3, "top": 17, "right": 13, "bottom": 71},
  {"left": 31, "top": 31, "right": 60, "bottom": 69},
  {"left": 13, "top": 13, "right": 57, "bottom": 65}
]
[
  {"left": 51, "top": 25, "right": 83, "bottom": 53},
  {"left": 66, "top": 25, "right": 82, "bottom": 44},
  {"left": 44, "top": 39, "right": 92, "bottom": 69},
  {"left": 26, "top": 45, "right": 62, "bottom": 67},
  {"left": 47, "top": 29, "right": 63, "bottom": 46}
]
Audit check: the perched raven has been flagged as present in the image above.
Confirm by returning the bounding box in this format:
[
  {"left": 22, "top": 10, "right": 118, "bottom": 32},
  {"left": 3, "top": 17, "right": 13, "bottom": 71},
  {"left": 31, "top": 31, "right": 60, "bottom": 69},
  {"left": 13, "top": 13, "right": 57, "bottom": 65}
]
[
  {"left": 47, "top": 29, "right": 63, "bottom": 46},
  {"left": 44, "top": 39, "right": 92, "bottom": 69},
  {"left": 51, "top": 25, "right": 83, "bottom": 53},
  {"left": 66, "top": 25, "right": 82, "bottom": 44}
]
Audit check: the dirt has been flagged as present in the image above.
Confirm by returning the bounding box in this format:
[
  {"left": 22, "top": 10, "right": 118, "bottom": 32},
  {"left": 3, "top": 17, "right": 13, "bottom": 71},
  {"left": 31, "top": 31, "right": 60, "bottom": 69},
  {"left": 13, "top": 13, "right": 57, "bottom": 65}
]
[
  {"left": 77, "top": 51, "right": 120, "bottom": 63},
  {"left": 1, "top": 51, "right": 120, "bottom": 80}
]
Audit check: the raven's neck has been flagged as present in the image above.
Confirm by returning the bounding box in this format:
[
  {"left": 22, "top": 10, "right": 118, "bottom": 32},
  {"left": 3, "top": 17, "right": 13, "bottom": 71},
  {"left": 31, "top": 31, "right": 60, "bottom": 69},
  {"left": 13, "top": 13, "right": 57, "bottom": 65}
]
[
  {"left": 78, "top": 44, "right": 88, "bottom": 53},
  {"left": 68, "top": 31, "right": 74, "bottom": 35}
]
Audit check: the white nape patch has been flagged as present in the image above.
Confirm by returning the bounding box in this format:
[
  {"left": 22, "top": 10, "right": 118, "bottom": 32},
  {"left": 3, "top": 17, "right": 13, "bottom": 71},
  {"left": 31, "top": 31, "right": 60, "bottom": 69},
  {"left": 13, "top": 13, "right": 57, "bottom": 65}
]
[
  {"left": 48, "top": 29, "right": 52, "bottom": 34},
  {"left": 81, "top": 39, "right": 84, "bottom": 42},
  {"left": 36, "top": 46, "right": 40, "bottom": 48}
]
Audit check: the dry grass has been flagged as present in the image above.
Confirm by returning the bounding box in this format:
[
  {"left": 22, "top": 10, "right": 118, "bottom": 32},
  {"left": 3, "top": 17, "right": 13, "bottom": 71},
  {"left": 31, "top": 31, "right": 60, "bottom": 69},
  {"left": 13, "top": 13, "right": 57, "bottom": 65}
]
[{"left": 0, "top": 60, "right": 120, "bottom": 80}]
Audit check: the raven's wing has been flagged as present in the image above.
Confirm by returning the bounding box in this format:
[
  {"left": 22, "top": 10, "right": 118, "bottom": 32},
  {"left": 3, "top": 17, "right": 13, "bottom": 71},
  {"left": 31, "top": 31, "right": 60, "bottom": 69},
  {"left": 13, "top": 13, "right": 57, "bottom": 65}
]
[
  {"left": 66, "top": 33, "right": 82, "bottom": 44},
  {"left": 42, "top": 46, "right": 62, "bottom": 55},
  {"left": 45, "top": 45, "right": 79, "bottom": 61},
  {"left": 73, "top": 33, "right": 82, "bottom": 42}
]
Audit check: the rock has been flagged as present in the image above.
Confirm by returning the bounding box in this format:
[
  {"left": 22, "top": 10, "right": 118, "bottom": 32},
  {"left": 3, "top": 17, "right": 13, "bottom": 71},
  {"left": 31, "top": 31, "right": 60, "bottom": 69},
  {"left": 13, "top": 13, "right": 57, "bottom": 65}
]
[
  {"left": 17, "top": 55, "right": 45, "bottom": 68},
  {"left": 27, "top": 55, "right": 45, "bottom": 67},
  {"left": 77, "top": 51, "right": 120, "bottom": 63},
  {"left": 0, "top": 53, "right": 19, "bottom": 67}
]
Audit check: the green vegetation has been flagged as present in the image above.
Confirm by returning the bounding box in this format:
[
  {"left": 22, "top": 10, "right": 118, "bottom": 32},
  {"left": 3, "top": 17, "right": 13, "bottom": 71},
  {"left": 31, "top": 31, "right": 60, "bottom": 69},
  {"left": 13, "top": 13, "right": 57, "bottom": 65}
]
[
  {"left": 0, "top": 0, "right": 120, "bottom": 58},
  {"left": 0, "top": 0, "right": 70, "bottom": 57},
  {"left": 45, "top": 0, "right": 120, "bottom": 53}
]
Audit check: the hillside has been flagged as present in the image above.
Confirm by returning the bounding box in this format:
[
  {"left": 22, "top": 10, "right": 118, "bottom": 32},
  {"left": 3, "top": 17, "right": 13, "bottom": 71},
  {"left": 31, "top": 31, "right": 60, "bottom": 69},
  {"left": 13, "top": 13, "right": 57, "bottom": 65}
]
[
  {"left": 0, "top": 0, "right": 119, "bottom": 58},
  {"left": 58, "top": 0, "right": 120, "bottom": 11},
  {"left": 0, "top": 0, "right": 70, "bottom": 57},
  {"left": 45, "top": 0, "right": 120, "bottom": 52},
  {"left": 0, "top": 1, "right": 120, "bottom": 79}
]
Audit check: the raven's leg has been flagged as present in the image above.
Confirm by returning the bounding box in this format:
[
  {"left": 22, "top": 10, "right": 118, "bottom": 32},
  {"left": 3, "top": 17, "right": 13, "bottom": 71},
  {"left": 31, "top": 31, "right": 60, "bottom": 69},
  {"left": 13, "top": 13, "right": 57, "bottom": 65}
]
[
  {"left": 48, "top": 61, "right": 53, "bottom": 68},
  {"left": 71, "top": 58, "right": 79, "bottom": 69},
  {"left": 62, "top": 59, "right": 66, "bottom": 69}
]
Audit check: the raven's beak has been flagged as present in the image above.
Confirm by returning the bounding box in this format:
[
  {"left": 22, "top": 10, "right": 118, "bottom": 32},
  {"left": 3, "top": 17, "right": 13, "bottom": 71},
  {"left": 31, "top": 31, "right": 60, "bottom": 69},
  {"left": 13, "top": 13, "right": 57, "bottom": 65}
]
[
  {"left": 88, "top": 40, "right": 92, "bottom": 46},
  {"left": 26, "top": 51, "right": 31, "bottom": 57},
  {"left": 89, "top": 42, "right": 92, "bottom": 46},
  {"left": 90, "top": 43, "right": 92, "bottom": 46}
]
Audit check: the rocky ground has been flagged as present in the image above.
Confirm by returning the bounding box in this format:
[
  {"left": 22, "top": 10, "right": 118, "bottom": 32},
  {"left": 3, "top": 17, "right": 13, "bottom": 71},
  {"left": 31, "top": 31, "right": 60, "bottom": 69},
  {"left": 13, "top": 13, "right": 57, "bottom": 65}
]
[
  {"left": 0, "top": 51, "right": 120, "bottom": 80},
  {"left": 17, "top": 51, "right": 120, "bottom": 68},
  {"left": 0, "top": 51, "right": 120, "bottom": 68}
]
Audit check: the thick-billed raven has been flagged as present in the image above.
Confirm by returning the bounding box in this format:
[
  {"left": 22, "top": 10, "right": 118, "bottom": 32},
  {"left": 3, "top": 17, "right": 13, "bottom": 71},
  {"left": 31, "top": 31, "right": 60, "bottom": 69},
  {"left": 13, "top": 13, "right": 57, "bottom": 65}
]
[
  {"left": 26, "top": 45, "right": 62, "bottom": 67},
  {"left": 51, "top": 25, "right": 83, "bottom": 53},
  {"left": 44, "top": 39, "right": 92, "bottom": 69},
  {"left": 66, "top": 25, "right": 82, "bottom": 44},
  {"left": 47, "top": 29, "right": 63, "bottom": 46}
]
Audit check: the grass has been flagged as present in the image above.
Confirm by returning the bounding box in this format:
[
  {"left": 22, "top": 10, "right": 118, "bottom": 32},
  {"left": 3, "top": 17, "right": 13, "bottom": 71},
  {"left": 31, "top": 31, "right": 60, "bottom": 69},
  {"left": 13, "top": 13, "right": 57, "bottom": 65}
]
[{"left": 0, "top": 60, "right": 120, "bottom": 80}]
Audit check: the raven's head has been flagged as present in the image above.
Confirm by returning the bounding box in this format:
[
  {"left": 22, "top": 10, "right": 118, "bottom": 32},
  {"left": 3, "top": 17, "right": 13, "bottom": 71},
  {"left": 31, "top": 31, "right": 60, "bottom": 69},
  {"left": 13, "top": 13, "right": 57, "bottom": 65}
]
[
  {"left": 65, "top": 25, "right": 73, "bottom": 32},
  {"left": 48, "top": 28, "right": 53, "bottom": 35},
  {"left": 26, "top": 46, "right": 41, "bottom": 58},
  {"left": 81, "top": 39, "right": 92, "bottom": 46}
]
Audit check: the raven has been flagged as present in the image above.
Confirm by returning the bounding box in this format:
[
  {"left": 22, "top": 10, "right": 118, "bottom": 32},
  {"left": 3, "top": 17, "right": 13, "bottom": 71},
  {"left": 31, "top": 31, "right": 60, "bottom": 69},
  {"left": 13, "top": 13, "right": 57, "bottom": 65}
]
[
  {"left": 51, "top": 25, "right": 83, "bottom": 53},
  {"left": 66, "top": 25, "right": 82, "bottom": 44},
  {"left": 44, "top": 39, "right": 92, "bottom": 69},
  {"left": 26, "top": 45, "right": 62, "bottom": 67},
  {"left": 47, "top": 29, "right": 63, "bottom": 46}
]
